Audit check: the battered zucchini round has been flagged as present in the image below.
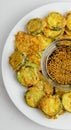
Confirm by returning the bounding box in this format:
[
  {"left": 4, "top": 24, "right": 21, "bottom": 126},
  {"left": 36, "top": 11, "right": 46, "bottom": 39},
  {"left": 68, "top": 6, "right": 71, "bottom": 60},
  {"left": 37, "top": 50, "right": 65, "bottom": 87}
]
[
  {"left": 62, "top": 92, "right": 71, "bottom": 112},
  {"left": 25, "top": 61, "right": 40, "bottom": 70},
  {"left": 55, "top": 88, "right": 65, "bottom": 98},
  {"left": 37, "top": 73, "right": 54, "bottom": 95},
  {"left": 34, "top": 81, "right": 44, "bottom": 91},
  {"left": 36, "top": 52, "right": 42, "bottom": 58},
  {"left": 66, "top": 12, "right": 71, "bottom": 31},
  {"left": 46, "top": 12, "right": 65, "bottom": 30},
  {"left": 43, "top": 82, "right": 54, "bottom": 95},
  {"left": 57, "top": 34, "right": 71, "bottom": 40},
  {"left": 27, "top": 53, "right": 41, "bottom": 67},
  {"left": 25, "top": 87, "right": 44, "bottom": 107},
  {"left": 39, "top": 95, "right": 62, "bottom": 116},
  {"left": 33, "top": 77, "right": 54, "bottom": 95},
  {"left": 56, "top": 39, "right": 71, "bottom": 47},
  {"left": 26, "top": 18, "right": 42, "bottom": 35},
  {"left": 37, "top": 34, "right": 53, "bottom": 50},
  {"left": 43, "top": 26, "right": 64, "bottom": 39},
  {"left": 15, "top": 31, "right": 42, "bottom": 55},
  {"left": 9, "top": 51, "right": 26, "bottom": 71},
  {"left": 65, "top": 27, "right": 71, "bottom": 36},
  {"left": 16, "top": 66, "right": 39, "bottom": 87},
  {"left": 65, "top": 12, "right": 71, "bottom": 35}
]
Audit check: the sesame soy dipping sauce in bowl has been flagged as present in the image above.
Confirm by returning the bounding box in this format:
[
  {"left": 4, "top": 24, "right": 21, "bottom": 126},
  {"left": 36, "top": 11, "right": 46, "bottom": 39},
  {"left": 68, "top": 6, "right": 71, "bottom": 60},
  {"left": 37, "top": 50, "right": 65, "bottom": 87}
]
[{"left": 41, "top": 39, "right": 71, "bottom": 91}]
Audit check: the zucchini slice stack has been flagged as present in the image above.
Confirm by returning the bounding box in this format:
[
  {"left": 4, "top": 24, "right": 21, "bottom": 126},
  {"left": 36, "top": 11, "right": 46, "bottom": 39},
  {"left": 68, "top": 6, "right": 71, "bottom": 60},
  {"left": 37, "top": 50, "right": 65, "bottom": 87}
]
[{"left": 9, "top": 11, "right": 71, "bottom": 119}]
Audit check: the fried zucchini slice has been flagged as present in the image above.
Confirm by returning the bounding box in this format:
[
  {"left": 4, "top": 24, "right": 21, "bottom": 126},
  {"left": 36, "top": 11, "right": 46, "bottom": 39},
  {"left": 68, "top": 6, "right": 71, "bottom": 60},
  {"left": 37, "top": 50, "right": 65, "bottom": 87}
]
[
  {"left": 57, "top": 34, "right": 71, "bottom": 40},
  {"left": 65, "top": 27, "right": 71, "bottom": 36},
  {"left": 33, "top": 77, "right": 54, "bottom": 95},
  {"left": 36, "top": 52, "right": 42, "bottom": 58},
  {"left": 33, "top": 81, "right": 44, "bottom": 91},
  {"left": 66, "top": 12, "right": 71, "bottom": 31},
  {"left": 55, "top": 88, "right": 65, "bottom": 98},
  {"left": 46, "top": 12, "right": 65, "bottom": 30},
  {"left": 27, "top": 53, "right": 41, "bottom": 67},
  {"left": 25, "top": 61, "right": 40, "bottom": 70},
  {"left": 27, "top": 34, "right": 53, "bottom": 65},
  {"left": 26, "top": 18, "right": 42, "bottom": 35},
  {"left": 43, "top": 26, "right": 64, "bottom": 39},
  {"left": 38, "top": 74, "right": 54, "bottom": 95},
  {"left": 57, "top": 40, "right": 71, "bottom": 47},
  {"left": 25, "top": 87, "right": 44, "bottom": 108},
  {"left": 62, "top": 92, "right": 71, "bottom": 112},
  {"left": 16, "top": 66, "right": 39, "bottom": 87},
  {"left": 66, "top": 16, "right": 71, "bottom": 31},
  {"left": 39, "top": 95, "right": 62, "bottom": 116},
  {"left": 43, "top": 82, "right": 54, "bottom": 95},
  {"left": 9, "top": 51, "right": 26, "bottom": 71},
  {"left": 15, "top": 31, "right": 42, "bottom": 55},
  {"left": 37, "top": 34, "right": 53, "bottom": 50},
  {"left": 62, "top": 34, "right": 71, "bottom": 39}
]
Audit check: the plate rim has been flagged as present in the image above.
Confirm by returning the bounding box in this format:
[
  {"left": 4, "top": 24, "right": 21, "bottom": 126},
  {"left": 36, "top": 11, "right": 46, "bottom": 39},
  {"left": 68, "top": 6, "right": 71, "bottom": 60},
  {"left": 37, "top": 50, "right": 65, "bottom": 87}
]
[{"left": 1, "top": 2, "right": 71, "bottom": 130}]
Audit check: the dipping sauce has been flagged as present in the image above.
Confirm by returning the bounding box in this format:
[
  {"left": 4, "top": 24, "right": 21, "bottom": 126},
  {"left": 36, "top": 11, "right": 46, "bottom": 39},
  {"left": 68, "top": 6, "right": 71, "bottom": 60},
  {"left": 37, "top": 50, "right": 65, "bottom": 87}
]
[{"left": 47, "top": 47, "right": 71, "bottom": 85}]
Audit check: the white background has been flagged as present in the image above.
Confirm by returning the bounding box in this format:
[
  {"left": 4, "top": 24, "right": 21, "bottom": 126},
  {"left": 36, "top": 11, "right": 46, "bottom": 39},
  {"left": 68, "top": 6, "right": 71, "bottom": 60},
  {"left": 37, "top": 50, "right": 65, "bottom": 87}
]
[{"left": 0, "top": 0, "right": 71, "bottom": 130}]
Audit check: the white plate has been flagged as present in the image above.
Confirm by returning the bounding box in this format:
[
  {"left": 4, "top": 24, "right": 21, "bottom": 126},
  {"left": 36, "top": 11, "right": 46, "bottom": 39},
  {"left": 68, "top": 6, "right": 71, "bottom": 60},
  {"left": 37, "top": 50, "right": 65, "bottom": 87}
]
[{"left": 2, "top": 2, "right": 71, "bottom": 130}]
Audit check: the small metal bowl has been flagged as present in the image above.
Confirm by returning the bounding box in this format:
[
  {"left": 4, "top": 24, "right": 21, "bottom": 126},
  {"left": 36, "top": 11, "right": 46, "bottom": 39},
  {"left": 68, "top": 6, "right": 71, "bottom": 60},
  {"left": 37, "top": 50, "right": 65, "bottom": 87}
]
[{"left": 41, "top": 38, "right": 71, "bottom": 91}]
